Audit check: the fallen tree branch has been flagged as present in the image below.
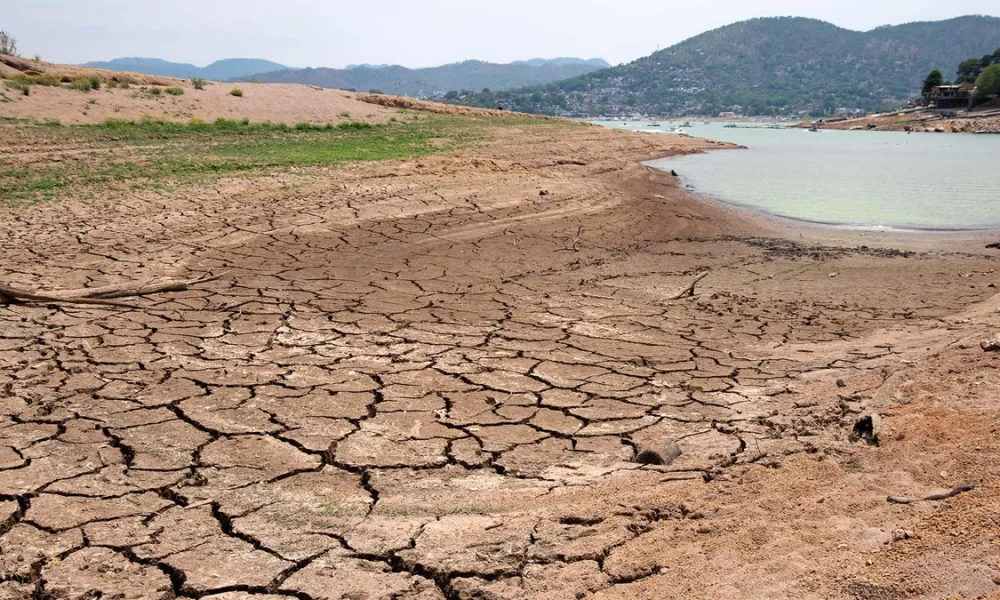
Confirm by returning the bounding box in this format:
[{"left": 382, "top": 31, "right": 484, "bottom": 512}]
[
  {"left": 887, "top": 483, "right": 975, "bottom": 505},
  {"left": 0, "top": 285, "right": 140, "bottom": 308},
  {"left": 0, "top": 272, "right": 228, "bottom": 309},
  {"left": 668, "top": 272, "right": 708, "bottom": 300},
  {"left": 56, "top": 272, "right": 228, "bottom": 299}
]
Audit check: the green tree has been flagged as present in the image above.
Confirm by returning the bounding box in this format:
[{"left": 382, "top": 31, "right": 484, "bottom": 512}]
[
  {"left": 956, "top": 58, "right": 983, "bottom": 84},
  {"left": 444, "top": 90, "right": 458, "bottom": 100},
  {"left": 922, "top": 69, "right": 944, "bottom": 95},
  {"left": 974, "top": 64, "right": 1000, "bottom": 102},
  {"left": 0, "top": 30, "right": 16, "bottom": 56}
]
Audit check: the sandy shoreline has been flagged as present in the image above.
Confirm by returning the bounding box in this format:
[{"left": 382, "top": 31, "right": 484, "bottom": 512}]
[{"left": 1, "top": 106, "right": 999, "bottom": 599}]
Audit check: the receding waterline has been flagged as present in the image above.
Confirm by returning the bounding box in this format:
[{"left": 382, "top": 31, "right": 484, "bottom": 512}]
[
  {"left": 597, "top": 121, "right": 1000, "bottom": 231},
  {"left": 657, "top": 169, "right": 1000, "bottom": 233}
]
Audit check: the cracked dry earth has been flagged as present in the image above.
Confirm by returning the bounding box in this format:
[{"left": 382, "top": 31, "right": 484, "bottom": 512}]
[{"left": 2, "top": 122, "right": 1000, "bottom": 600}]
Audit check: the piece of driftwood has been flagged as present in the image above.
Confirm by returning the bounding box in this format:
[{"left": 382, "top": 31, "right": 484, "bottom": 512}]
[
  {"left": 668, "top": 272, "right": 708, "bottom": 300},
  {"left": 56, "top": 272, "right": 226, "bottom": 299},
  {"left": 887, "top": 483, "right": 975, "bottom": 505},
  {"left": 0, "top": 285, "right": 140, "bottom": 308},
  {"left": 0, "top": 272, "right": 226, "bottom": 308}
]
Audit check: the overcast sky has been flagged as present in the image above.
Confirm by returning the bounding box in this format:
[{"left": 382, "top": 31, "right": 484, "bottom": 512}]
[{"left": 4, "top": 0, "right": 998, "bottom": 68}]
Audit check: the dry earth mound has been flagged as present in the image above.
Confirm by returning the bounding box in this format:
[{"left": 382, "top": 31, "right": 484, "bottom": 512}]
[{"left": 1, "top": 58, "right": 398, "bottom": 125}]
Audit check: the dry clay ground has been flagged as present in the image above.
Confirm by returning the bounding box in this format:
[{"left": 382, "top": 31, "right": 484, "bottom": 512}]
[{"left": 1, "top": 116, "right": 1000, "bottom": 600}]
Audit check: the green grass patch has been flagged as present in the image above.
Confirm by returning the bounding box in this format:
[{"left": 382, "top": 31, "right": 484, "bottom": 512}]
[
  {"left": 165, "top": 87, "right": 184, "bottom": 96},
  {"left": 3, "top": 74, "right": 61, "bottom": 87},
  {"left": 68, "top": 77, "right": 94, "bottom": 91},
  {"left": 0, "top": 115, "right": 520, "bottom": 205},
  {"left": 230, "top": 88, "right": 243, "bottom": 97}
]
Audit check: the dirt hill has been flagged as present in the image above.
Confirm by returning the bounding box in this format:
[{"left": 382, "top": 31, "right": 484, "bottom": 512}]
[{"left": 0, "top": 56, "right": 397, "bottom": 125}]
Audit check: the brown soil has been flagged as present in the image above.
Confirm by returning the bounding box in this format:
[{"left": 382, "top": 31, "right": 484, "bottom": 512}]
[
  {"left": 355, "top": 93, "right": 557, "bottom": 119},
  {"left": 0, "top": 81, "right": 400, "bottom": 125},
  {"left": 2, "top": 97, "right": 1000, "bottom": 599}
]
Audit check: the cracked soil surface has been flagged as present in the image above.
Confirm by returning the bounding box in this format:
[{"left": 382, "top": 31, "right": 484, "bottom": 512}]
[{"left": 2, "top": 117, "right": 1000, "bottom": 599}]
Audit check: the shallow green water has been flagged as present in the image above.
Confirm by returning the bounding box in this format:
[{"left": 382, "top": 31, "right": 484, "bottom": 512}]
[{"left": 596, "top": 120, "right": 1000, "bottom": 230}]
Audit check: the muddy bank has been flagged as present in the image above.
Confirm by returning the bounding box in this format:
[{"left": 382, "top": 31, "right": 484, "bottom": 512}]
[{"left": 1, "top": 117, "right": 999, "bottom": 599}]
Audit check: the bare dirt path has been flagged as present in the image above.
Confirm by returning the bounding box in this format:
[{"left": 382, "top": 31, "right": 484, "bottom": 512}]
[{"left": 1, "top": 122, "right": 999, "bottom": 599}]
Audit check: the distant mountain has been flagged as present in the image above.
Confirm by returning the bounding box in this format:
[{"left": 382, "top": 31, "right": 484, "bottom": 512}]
[
  {"left": 512, "top": 58, "right": 611, "bottom": 68},
  {"left": 242, "top": 59, "right": 609, "bottom": 96},
  {"left": 438, "top": 15, "right": 1000, "bottom": 117},
  {"left": 346, "top": 64, "right": 391, "bottom": 70},
  {"left": 82, "top": 57, "right": 287, "bottom": 81}
]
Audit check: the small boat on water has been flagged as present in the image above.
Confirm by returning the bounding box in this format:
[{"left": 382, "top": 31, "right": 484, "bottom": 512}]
[
  {"left": 647, "top": 122, "right": 660, "bottom": 127},
  {"left": 682, "top": 121, "right": 694, "bottom": 127}
]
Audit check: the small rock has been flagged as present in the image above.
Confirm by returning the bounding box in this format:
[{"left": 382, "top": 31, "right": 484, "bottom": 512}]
[
  {"left": 829, "top": 272, "right": 838, "bottom": 278},
  {"left": 981, "top": 337, "right": 1000, "bottom": 352},
  {"left": 836, "top": 379, "right": 846, "bottom": 388},
  {"left": 539, "top": 190, "right": 549, "bottom": 196},
  {"left": 890, "top": 529, "right": 913, "bottom": 542},
  {"left": 992, "top": 573, "right": 1000, "bottom": 586}
]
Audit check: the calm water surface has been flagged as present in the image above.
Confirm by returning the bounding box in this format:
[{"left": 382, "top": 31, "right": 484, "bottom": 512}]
[{"left": 595, "top": 121, "right": 1000, "bottom": 230}]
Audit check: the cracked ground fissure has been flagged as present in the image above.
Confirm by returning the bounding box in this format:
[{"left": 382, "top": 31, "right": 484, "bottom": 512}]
[{"left": 2, "top": 123, "right": 1000, "bottom": 599}]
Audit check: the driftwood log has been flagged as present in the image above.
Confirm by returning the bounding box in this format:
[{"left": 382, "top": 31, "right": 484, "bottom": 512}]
[{"left": 0, "top": 272, "right": 226, "bottom": 308}]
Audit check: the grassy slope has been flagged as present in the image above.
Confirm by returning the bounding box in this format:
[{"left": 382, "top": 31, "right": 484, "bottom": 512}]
[{"left": 0, "top": 115, "right": 567, "bottom": 205}]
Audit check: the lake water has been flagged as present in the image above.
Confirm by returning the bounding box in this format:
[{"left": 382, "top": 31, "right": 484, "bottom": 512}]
[{"left": 594, "top": 120, "right": 1000, "bottom": 230}]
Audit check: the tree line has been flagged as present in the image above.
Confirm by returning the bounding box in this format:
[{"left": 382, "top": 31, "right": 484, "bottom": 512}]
[{"left": 922, "top": 47, "right": 1000, "bottom": 105}]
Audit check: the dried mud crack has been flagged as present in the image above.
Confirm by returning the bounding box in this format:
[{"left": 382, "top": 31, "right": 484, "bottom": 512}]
[{"left": 2, "top": 120, "right": 1000, "bottom": 599}]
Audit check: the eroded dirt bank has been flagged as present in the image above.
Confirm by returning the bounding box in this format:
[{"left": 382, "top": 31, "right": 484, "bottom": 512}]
[{"left": 1, "top": 122, "right": 999, "bottom": 599}]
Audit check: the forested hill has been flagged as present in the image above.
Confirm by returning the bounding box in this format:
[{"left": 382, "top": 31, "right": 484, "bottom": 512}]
[
  {"left": 82, "top": 58, "right": 287, "bottom": 81},
  {"left": 436, "top": 16, "right": 1000, "bottom": 117},
  {"left": 243, "top": 59, "right": 608, "bottom": 97}
]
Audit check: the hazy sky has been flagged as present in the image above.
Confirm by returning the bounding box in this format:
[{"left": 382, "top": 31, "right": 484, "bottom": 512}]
[{"left": 4, "top": 0, "right": 998, "bottom": 68}]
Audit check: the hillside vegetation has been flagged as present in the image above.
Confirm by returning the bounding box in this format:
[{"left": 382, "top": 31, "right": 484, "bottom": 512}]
[
  {"left": 244, "top": 59, "right": 608, "bottom": 97},
  {"left": 438, "top": 16, "right": 1000, "bottom": 117}
]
